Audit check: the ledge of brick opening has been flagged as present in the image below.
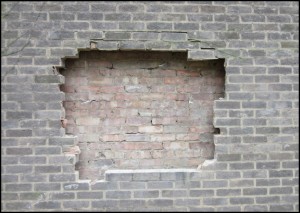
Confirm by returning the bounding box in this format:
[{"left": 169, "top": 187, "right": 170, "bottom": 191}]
[
  {"left": 188, "top": 49, "right": 217, "bottom": 60},
  {"left": 104, "top": 168, "right": 216, "bottom": 182},
  {"left": 93, "top": 40, "right": 194, "bottom": 51}
]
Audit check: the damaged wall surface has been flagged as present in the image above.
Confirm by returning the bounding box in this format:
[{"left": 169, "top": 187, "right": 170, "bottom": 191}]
[
  {"left": 60, "top": 51, "right": 224, "bottom": 180},
  {"left": 1, "top": 1, "right": 299, "bottom": 212}
]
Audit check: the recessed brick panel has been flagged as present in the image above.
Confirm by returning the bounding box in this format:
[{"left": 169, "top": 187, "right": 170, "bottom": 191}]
[{"left": 60, "top": 51, "right": 225, "bottom": 180}]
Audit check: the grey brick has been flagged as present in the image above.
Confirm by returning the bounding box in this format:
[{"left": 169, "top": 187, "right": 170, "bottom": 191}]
[
  {"left": 134, "top": 190, "right": 159, "bottom": 198},
  {"left": 49, "top": 174, "right": 76, "bottom": 182},
  {"left": 282, "top": 161, "right": 299, "bottom": 169},
  {"left": 230, "top": 197, "right": 254, "bottom": 205},
  {"left": 216, "top": 171, "right": 241, "bottom": 179},
  {"left": 35, "top": 165, "right": 61, "bottom": 173},
  {"left": 229, "top": 162, "right": 254, "bottom": 170},
  {"left": 63, "top": 201, "right": 89, "bottom": 209},
  {"left": 175, "top": 198, "right": 200, "bottom": 206},
  {"left": 2, "top": 127, "right": 31, "bottom": 136},
  {"left": 174, "top": 23, "right": 199, "bottom": 31},
  {"left": 201, "top": 5, "right": 225, "bottom": 13},
  {"left": 282, "top": 178, "right": 299, "bottom": 186},
  {"left": 146, "top": 22, "right": 172, "bottom": 31},
  {"left": 105, "top": 173, "right": 132, "bottom": 181},
  {"left": 187, "top": 14, "right": 213, "bottom": 22},
  {"left": 119, "top": 4, "right": 144, "bottom": 12},
  {"left": 270, "top": 187, "right": 293, "bottom": 194},
  {"left": 63, "top": 182, "right": 89, "bottom": 190},
  {"left": 229, "top": 127, "right": 253, "bottom": 135},
  {"left": 161, "top": 32, "right": 187, "bottom": 41},
  {"left": 147, "top": 181, "right": 173, "bottom": 189},
  {"left": 6, "top": 165, "right": 33, "bottom": 174},
  {"left": 216, "top": 189, "right": 241, "bottom": 196},
  {"left": 21, "top": 174, "right": 47, "bottom": 182},
  {"left": 120, "top": 181, "right": 146, "bottom": 189},
  {"left": 132, "top": 13, "right": 157, "bottom": 21},
  {"left": 34, "top": 183, "right": 61, "bottom": 191},
  {"left": 77, "top": 13, "right": 103, "bottom": 20},
  {"left": 269, "top": 170, "right": 293, "bottom": 178},
  {"left": 2, "top": 175, "right": 18, "bottom": 183},
  {"left": 147, "top": 199, "right": 173, "bottom": 207},
  {"left": 6, "top": 111, "right": 32, "bottom": 120},
  {"left": 132, "top": 32, "right": 159, "bottom": 41},
  {"left": 161, "top": 172, "right": 186, "bottom": 181},
  {"left": 241, "top": 14, "right": 265, "bottom": 22},
  {"left": 218, "top": 154, "right": 241, "bottom": 161},
  {"left": 243, "top": 170, "right": 268, "bottom": 178},
  {"left": 20, "top": 156, "right": 46, "bottom": 164},
  {"left": 255, "top": 196, "right": 280, "bottom": 204},
  {"left": 215, "top": 101, "right": 240, "bottom": 109},
  {"left": 188, "top": 50, "right": 216, "bottom": 60},
  {"left": 190, "top": 189, "right": 214, "bottom": 197},
  {"left": 162, "top": 190, "right": 187, "bottom": 198},
  {"left": 216, "top": 32, "right": 239, "bottom": 40},
  {"left": 256, "top": 127, "right": 279, "bottom": 134},
  {"left": 6, "top": 147, "right": 32, "bottom": 155},
  {"left": 270, "top": 204, "right": 294, "bottom": 212},
  {"left": 49, "top": 13, "right": 75, "bottom": 21},
  {"left": 244, "top": 205, "right": 268, "bottom": 212},
  {"left": 119, "top": 200, "right": 146, "bottom": 209},
  {"left": 133, "top": 172, "right": 160, "bottom": 181},
  {"left": 243, "top": 188, "right": 267, "bottom": 195},
  {"left": 203, "top": 198, "right": 228, "bottom": 206},
  {"left": 242, "top": 119, "right": 267, "bottom": 126},
  {"left": 106, "top": 191, "right": 131, "bottom": 199},
  {"left": 6, "top": 184, "right": 32, "bottom": 191},
  {"left": 49, "top": 136, "right": 76, "bottom": 146},
  {"left": 34, "top": 201, "right": 61, "bottom": 209},
  {"left": 281, "top": 195, "right": 299, "bottom": 203},
  {"left": 35, "top": 75, "right": 63, "bottom": 84},
  {"left": 51, "top": 192, "right": 75, "bottom": 200},
  {"left": 118, "top": 22, "right": 145, "bottom": 31},
  {"left": 90, "top": 3, "right": 116, "bottom": 12},
  {"left": 92, "top": 200, "right": 118, "bottom": 208},
  {"left": 63, "top": 22, "right": 89, "bottom": 30},
  {"left": 104, "top": 32, "right": 131, "bottom": 41},
  {"left": 267, "top": 15, "right": 291, "bottom": 23},
  {"left": 242, "top": 101, "right": 266, "bottom": 108},
  {"left": 230, "top": 180, "right": 254, "bottom": 187},
  {"left": 203, "top": 180, "right": 228, "bottom": 188},
  {"left": 91, "top": 182, "right": 118, "bottom": 190},
  {"left": 105, "top": 13, "right": 131, "bottom": 21},
  {"left": 202, "top": 23, "right": 226, "bottom": 31},
  {"left": 35, "top": 147, "right": 61, "bottom": 155},
  {"left": 77, "top": 192, "right": 103, "bottom": 199},
  {"left": 91, "top": 22, "right": 117, "bottom": 30},
  {"left": 146, "top": 4, "right": 172, "bottom": 12},
  {"left": 256, "top": 179, "right": 280, "bottom": 186},
  {"left": 2, "top": 193, "right": 19, "bottom": 200},
  {"left": 6, "top": 202, "right": 32, "bottom": 210}
]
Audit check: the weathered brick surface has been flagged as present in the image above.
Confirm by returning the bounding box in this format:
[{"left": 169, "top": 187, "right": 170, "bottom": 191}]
[
  {"left": 61, "top": 51, "right": 224, "bottom": 180},
  {"left": 1, "top": 1, "right": 298, "bottom": 212}
]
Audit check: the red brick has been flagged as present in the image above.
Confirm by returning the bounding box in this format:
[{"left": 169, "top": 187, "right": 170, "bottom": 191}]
[
  {"left": 176, "top": 134, "right": 200, "bottom": 141},
  {"left": 150, "top": 134, "right": 176, "bottom": 142},
  {"left": 76, "top": 117, "right": 99, "bottom": 125},
  {"left": 177, "top": 70, "right": 202, "bottom": 77},
  {"left": 139, "top": 126, "right": 163, "bottom": 133},
  {"left": 122, "top": 142, "right": 163, "bottom": 150},
  {"left": 126, "top": 117, "right": 151, "bottom": 126},
  {"left": 99, "top": 86, "right": 124, "bottom": 93},
  {"left": 164, "top": 77, "right": 187, "bottom": 84},
  {"left": 101, "top": 134, "right": 125, "bottom": 142},
  {"left": 151, "top": 117, "right": 177, "bottom": 125}
]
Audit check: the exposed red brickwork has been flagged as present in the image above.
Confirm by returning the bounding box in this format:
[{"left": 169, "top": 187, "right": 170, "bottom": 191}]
[{"left": 60, "top": 51, "right": 225, "bottom": 180}]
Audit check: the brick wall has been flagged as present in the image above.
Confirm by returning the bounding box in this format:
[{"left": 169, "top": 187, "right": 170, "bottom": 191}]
[
  {"left": 1, "top": 1, "right": 299, "bottom": 211},
  {"left": 60, "top": 51, "right": 224, "bottom": 180}
]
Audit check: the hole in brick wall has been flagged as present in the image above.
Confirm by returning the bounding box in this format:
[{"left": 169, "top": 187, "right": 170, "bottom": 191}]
[{"left": 59, "top": 50, "right": 225, "bottom": 181}]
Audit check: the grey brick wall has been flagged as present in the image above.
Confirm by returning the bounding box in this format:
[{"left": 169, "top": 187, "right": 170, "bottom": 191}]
[{"left": 1, "top": 1, "right": 298, "bottom": 211}]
